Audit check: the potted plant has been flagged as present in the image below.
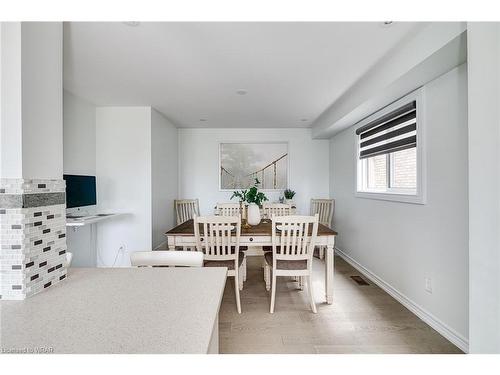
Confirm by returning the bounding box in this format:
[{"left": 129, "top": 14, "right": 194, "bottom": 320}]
[
  {"left": 231, "top": 178, "right": 268, "bottom": 225},
  {"left": 283, "top": 188, "right": 296, "bottom": 206}
]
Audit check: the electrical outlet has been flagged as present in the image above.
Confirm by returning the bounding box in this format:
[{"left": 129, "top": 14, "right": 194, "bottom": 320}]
[{"left": 425, "top": 277, "right": 432, "bottom": 293}]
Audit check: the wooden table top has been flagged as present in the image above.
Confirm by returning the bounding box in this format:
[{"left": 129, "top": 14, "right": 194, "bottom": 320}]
[{"left": 165, "top": 219, "right": 338, "bottom": 236}]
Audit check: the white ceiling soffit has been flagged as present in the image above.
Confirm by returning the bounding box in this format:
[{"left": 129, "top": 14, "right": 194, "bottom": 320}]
[
  {"left": 63, "top": 22, "right": 422, "bottom": 129},
  {"left": 311, "top": 22, "right": 467, "bottom": 139}
]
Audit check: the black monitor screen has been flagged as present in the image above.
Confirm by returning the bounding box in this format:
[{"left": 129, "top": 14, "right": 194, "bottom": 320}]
[{"left": 64, "top": 175, "right": 97, "bottom": 208}]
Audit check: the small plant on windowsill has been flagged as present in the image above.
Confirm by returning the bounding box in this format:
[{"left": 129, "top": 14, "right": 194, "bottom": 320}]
[{"left": 283, "top": 188, "right": 296, "bottom": 205}]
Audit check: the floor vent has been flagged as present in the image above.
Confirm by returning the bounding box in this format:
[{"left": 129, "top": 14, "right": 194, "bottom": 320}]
[{"left": 350, "top": 275, "right": 370, "bottom": 286}]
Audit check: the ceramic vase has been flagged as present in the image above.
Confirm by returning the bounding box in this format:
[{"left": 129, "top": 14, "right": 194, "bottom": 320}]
[{"left": 247, "top": 203, "right": 261, "bottom": 225}]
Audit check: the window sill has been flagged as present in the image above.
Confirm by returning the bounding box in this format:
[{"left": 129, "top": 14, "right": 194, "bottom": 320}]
[{"left": 355, "top": 190, "right": 426, "bottom": 205}]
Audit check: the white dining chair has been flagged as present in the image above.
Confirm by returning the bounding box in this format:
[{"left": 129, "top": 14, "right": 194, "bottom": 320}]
[
  {"left": 262, "top": 202, "right": 292, "bottom": 217},
  {"left": 262, "top": 203, "right": 292, "bottom": 253},
  {"left": 310, "top": 199, "right": 335, "bottom": 259},
  {"left": 175, "top": 199, "right": 200, "bottom": 225},
  {"left": 215, "top": 203, "right": 247, "bottom": 282},
  {"left": 130, "top": 250, "right": 204, "bottom": 267},
  {"left": 264, "top": 214, "right": 319, "bottom": 313},
  {"left": 194, "top": 214, "right": 244, "bottom": 314},
  {"left": 215, "top": 202, "right": 243, "bottom": 217}
]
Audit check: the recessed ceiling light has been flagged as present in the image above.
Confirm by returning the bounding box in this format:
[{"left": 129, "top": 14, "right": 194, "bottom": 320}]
[
  {"left": 236, "top": 89, "right": 248, "bottom": 95},
  {"left": 123, "top": 21, "right": 141, "bottom": 27}
]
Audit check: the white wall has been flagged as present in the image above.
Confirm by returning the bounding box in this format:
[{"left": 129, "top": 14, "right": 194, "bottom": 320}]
[
  {"left": 179, "top": 128, "right": 330, "bottom": 215},
  {"left": 95, "top": 107, "right": 152, "bottom": 266},
  {"left": 467, "top": 23, "right": 500, "bottom": 353},
  {"left": 1, "top": 22, "right": 63, "bottom": 179},
  {"left": 62, "top": 91, "right": 96, "bottom": 267},
  {"left": 21, "top": 22, "right": 63, "bottom": 179},
  {"left": 63, "top": 90, "right": 96, "bottom": 175},
  {"left": 0, "top": 22, "right": 22, "bottom": 178},
  {"left": 151, "top": 108, "right": 178, "bottom": 248},
  {"left": 330, "top": 65, "right": 468, "bottom": 349}
]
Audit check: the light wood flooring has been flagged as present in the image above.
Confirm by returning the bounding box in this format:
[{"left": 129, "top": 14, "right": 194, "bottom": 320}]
[{"left": 218, "top": 255, "right": 463, "bottom": 354}]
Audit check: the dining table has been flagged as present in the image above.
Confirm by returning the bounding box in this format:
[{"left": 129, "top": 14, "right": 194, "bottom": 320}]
[{"left": 165, "top": 219, "right": 338, "bottom": 304}]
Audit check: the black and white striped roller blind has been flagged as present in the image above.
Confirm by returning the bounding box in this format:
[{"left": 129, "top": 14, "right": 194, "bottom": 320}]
[{"left": 356, "top": 101, "right": 417, "bottom": 159}]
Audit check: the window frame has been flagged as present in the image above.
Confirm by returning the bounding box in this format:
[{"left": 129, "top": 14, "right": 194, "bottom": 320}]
[{"left": 355, "top": 88, "right": 427, "bottom": 204}]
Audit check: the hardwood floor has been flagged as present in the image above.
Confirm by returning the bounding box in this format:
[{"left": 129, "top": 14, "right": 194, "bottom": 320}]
[{"left": 218, "top": 255, "right": 462, "bottom": 354}]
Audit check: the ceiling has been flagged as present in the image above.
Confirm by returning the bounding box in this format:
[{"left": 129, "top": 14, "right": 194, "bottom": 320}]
[{"left": 63, "top": 22, "right": 422, "bottom": 128}]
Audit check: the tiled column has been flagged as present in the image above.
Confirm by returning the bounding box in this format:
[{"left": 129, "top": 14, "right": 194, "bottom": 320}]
[
  {"left": 0, "top": 179, "right": 67, "bottom": 300},
  {"left": 1, "top": 22, "right": 65, "bottom": 300}
]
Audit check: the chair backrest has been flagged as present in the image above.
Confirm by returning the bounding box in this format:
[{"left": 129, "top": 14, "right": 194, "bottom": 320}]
[
  {"left": 130, "top": 251, "right": 204, "bottom": 267},
  {"left": 271, "top": 214, "right": 319, "bottom": 263},
  {"left": 263, "top": 202, "right": 292, "bottom": 217},
  {"left": 310, "top": 199, "right": 334, "bottom": 227},
  {"left": 175, "top": 199, "right": 200, "bottom": 225},
  {"left": 194, "top": 215, "right": 241, "bottom": 261},
  {"left": 216, "top": 202, "right": 243, "bottom": 217}
]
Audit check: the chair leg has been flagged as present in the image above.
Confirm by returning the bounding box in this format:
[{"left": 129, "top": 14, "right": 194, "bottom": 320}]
[
  {"left": 319, "top": 246, "right": 325, "bottom": 260},
  {"left": 264, "top": 264, "right": 271, "bottom": 291},
  {"left": 299, "top": 276, "right": 304, "bottom": 290},
  {"left": 238, "top": 265, "right": 244, "bottom": 291},
  {"left": 307, "top": 275, "right": 317, "bottom": 313},
  {"left": 270, "top": 271, "right": 277, "bottom": 313},
  {"left": 234, "top": 273, "right": 242, "bottom": 314},
  {"left": 242, "top": 256, "right": 247, "bottom": 282}
]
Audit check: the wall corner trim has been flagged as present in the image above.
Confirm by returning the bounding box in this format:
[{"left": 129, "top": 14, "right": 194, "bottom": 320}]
[{"left": 335, "top": 247, "right": 469, "bottom": 353}]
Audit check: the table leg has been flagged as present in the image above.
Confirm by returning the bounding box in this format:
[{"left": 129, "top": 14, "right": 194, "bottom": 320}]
[{"left": 325, "top": 244, "right": 334, "bottom": 304}]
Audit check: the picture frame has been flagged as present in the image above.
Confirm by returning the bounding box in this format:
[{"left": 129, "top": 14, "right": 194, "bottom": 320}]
[{"left": 218, "top": 142, "right": 289, "bottom": 191}]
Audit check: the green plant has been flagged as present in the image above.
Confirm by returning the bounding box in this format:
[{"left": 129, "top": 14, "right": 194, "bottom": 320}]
[
  {"left": 283, "top": 188, "right": 296, "bottom": 199},
  {"left": 231, "top": 178, "right": 268, "bottom": 207},
  {"left": 230, "top": 189, "right": 248, "bottom": 202}
]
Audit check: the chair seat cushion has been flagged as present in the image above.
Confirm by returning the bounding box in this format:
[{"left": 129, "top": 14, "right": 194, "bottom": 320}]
[
  {"left": 264, "top": 252, "right": 307, "bottom": 270},
  {"left": 204, "top": 251, "right": 245, "bottom": 270}
]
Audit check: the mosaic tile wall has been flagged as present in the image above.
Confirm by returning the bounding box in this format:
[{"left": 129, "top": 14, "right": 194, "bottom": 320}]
[{"left": 0, "top": 179, "right": 67, "bottom": 300}]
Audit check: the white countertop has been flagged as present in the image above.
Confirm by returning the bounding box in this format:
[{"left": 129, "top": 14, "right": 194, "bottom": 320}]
[{"left": 1, "top": 267, "right": 227, "bottom": 354}]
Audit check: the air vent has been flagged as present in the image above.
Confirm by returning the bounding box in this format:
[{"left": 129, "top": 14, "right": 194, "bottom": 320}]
[{"left": 350, "top": 275, "right": 370, "bottom": 286}]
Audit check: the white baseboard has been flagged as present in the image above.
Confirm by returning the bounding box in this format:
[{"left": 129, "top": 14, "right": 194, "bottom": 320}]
[{"left": 335, "top": 247, "right": 469, "bottom": 353}]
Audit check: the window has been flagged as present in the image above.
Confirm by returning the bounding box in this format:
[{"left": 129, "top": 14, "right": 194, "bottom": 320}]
[{"left": 356, "top": 89, "right": 425, "bottom": 204}]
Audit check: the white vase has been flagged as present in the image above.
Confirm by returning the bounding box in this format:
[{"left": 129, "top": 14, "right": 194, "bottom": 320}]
[
  {"left": 247, "top": 203, "right": 261, "bottom": 226},
  {"left": 285, "top": 199, "right": 294, "bottom": 206}
]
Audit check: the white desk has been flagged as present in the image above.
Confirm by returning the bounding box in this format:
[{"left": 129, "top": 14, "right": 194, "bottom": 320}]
[
  {"left": 1, "top": 267, "right": 227, "bottom": 354},
  {"left": 65, "top": 213, "right": 127, "bottom": 267},
  {"left": 66, "top": 213, "right": 124, "bottom": 227}
]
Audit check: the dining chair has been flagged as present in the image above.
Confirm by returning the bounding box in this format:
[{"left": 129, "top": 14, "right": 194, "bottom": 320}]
[
  {"left": 130, "top": 250, "right": 204, "bottom": 267},
  {"left": 262, "top": 203, "right": 292, "bottom": 252},
  {"left": 262, "top": 202, "right": 292, "bottom": 217},
  {"left": 215, "top": 202, "right": 247, "bottom": 281},
  {"left": 175, "top": 199, "right": 200, "bottom": 225},
  {"left": 194, "top": 214, "right": 244, "bottom": 314},
  {"left": 310, "top": 199, "right": 335, "bottom": 259},
  {"left": 264, "top": 214, "right": 319, "bottom": 313},
  {"left": 215, "top": 202, "right": 243, "bottom": 217}
]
